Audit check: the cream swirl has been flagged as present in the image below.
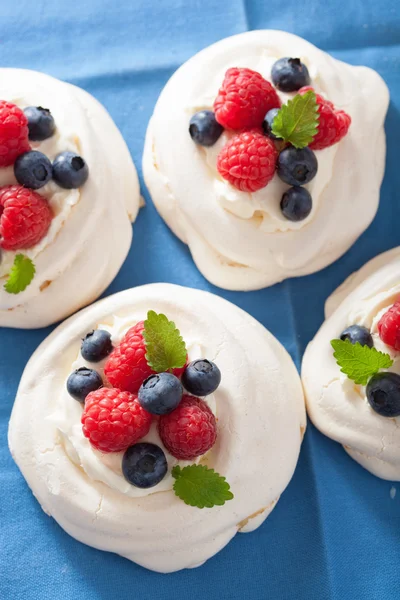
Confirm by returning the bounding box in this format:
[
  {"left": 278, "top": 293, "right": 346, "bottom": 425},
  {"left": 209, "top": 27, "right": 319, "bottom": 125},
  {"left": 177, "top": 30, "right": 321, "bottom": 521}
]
[{"left": 9, "top": 283, "right": 306, "bottom": 572}]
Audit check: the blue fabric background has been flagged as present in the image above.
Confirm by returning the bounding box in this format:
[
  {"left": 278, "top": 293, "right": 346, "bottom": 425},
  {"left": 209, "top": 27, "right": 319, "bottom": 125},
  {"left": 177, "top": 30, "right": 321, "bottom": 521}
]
[{"left": 1, "top": 1, "right": 399, "bottom": 598}]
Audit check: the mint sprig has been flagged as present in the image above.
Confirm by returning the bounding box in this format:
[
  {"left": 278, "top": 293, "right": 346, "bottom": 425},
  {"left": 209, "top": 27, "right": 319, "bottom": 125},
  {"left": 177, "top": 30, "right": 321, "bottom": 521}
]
[
  {"left": 271, "top": 90, "right": 319, "bottom": 149},
  {"left": 331, "top": 339, "right": 393, "bottom": 385},
  {"left": 143, "top": 311, "right": 187, "bottom": 373},
  {"left": 172, "top": 465, "right": 234, "bottom": 509},
  {"left": 4, "top": 254, "right": 36, "bottom": 294}
]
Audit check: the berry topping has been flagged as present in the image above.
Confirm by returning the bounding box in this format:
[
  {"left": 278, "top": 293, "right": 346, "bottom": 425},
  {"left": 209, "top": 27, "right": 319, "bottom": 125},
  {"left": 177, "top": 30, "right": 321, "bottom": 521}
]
[
  {"left": 366, "top": 372, "right": 400, "bottom": 417},
  {"left": 271, "top": 58, "right": 311, "bottom": 92},
  {"left": 299, "top": 86, "right": 351, "bottom": 150},
  {"left": 217, "top": 131, "right": 278, "bottom": 192},
  {"left": 182, "top": 359, "right": 221, "bottom": 396},
  {"left": 81, "top": 387, "right": 152, "bottom": 453},
  {"left": 280, "top": 186, "right": 312, "bottom": 222},
  {"left": 0, "top": 185, "right": 53, "bottom": 251},
  {"left": 52, "top": 151, "right": 89, "bottom": 189},
  {"left": 0, "top": 101, "right": 30, "bottom": 167},
  {"left": 262, "top": 108, "right": 280, "bottom": 140},
  {"left": 138, "top": 372, "right": 183, "bottom": 415},
  {"left": 67, "top": 367, "right": 103, "bottom": 403},
  {"left": 378, "top": 301, "right": 400, "bottom": 351},
  {"left": 277, "top": 146, "right": 318, "bottom": 186},
  {"left": 122, "top": 442, "right": 168, "bottom": 488},
  {"left": 81, "top": 329, "right": 113, "bottom": 362},
  {"left": 23, "top": 106, "right": 55, "bottom": 141},
  {"left": 189, "top": 110, "right": 223, "bottom": 147},
  {"left": 214, "top": 67, "right": 280, "bottom": 130},
  {"left": 340, "top": 325, "right": 374, "bottom": 348},
  {"left": 14, "top": 150, "right": 52, "bottom": 189},
  {"left": 159, "top": 395, "right": 217, "bottom": 460}
]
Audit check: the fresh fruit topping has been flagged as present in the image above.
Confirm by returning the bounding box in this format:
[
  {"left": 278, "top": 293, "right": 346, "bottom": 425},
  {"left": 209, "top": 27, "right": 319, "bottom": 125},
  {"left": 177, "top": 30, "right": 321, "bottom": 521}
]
[
  {"left": 122, "top": 442, "right": 168, "bottom": 488},
  {"left": 81, "top": 329, "right": 113, "bottom": 362},
  {"left": 0, "top": 185, "right": 53, "bottom": 251},
  {"left": 172, "top": 464, "right": 233, "bottom": 508},
  {"left": 340, "top": 325, "right": 374, "bottom": 348},
  {"left": 182, "top": 359, "right": 221, "bottom": 396},
  {"left": 24, "top": 106, "right": 55, "bottom": 141},
  {"left": 217, "top": 131, "right": 278, "bottom": 192},
  {"left": 52, "top": 151, "right": 89, "bottom": 189},
  {"left": 331, "top": 339, "right": 393, "bottom": 386},
  {"left": 262, "top": 108, "right": 280, "bottom": 140},
  {"left": 271, "top": 57, "right": 311, "bottom": 92},
  {"left": 67, "top": 367, "right": 103, "bottom": 403},
  {"left": 378, "top": 301, "right": 400, "bottom": 351},
  {"left": 4, "top": 254, "right": 35, "bottom": 294},
  {"left": 143, "top": 310, "right": 187, "bottom": 373},
  {"left": 280, "top": 186, "right": 312, "bottom": 221},
  {"left": 271, "top": 90, "right": 319, "bottom": 149},
  {"left": 366, "top": 372, "right": 400, "bottom": 417},
  {"left": 81, "top": 387, "right": 152, "bottom": 453},
  {"left": 138, "top": 372, "right": 183, "bottom": 415},
  {"left": 189, "top": 110, "right": 223, "bottom": 147},
  {"left": 277, "top": 146, "right": 317, "bottom": 186},
  {"left": 14, "top": 150, "right": 52, "bottom": 189},
  {"left": 0, "top": 101, "right": 30, "bottom": 167},
  {"left": 159, "top": 395, "right": 217, "bottom": 460},
  {"left": 214, "top": 67, "right": 280, "bottom": 130},
  {"left": 299, "top": 86, "right": 351, "bottom": 150}
]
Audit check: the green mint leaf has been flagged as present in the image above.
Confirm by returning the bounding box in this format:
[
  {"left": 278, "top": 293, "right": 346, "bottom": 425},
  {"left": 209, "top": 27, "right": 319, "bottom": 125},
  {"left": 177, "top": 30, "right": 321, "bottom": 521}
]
[
  {"left": 172, "top": 464, "right": 234, "bottom": 509},
  {"left": 331, "top": 339, "right": 393, "bottom": 385},
  {"left": 4, "top": 254, "right": 36, "bottom": 294},
  {"left": 271, "top": 90, "right": 319, "bottom": 149},
  {"left": 143, "top": 310, "right": 187, "bottom": 373}
]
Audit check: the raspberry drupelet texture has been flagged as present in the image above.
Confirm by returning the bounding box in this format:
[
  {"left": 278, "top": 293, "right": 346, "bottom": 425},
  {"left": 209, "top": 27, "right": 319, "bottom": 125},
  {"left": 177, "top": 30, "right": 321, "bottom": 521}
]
[
  {"left": 0, "top": 101, "right": 30, "bottom": 167},
  {"left": 81, "top": 387, "right": 152, "bottom": 453},
  {"left": 0, "top": 185, "right": 53, "bottom": 251},
  {"left": 214, "top": 67, "right": 281, "bottom": 130},
  {"left": 378, "top": 301, "right": 400, "bottom": 351}
]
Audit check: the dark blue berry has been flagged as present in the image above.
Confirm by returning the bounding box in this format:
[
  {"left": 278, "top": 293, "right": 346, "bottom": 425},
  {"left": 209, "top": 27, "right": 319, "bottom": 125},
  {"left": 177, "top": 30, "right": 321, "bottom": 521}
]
[
  {"left": 277, "top": 147, "right": 318, "bottom": 186},
  {"left": 138, "top": 372, "right": 182, "bottom": 415},
  {"left": 366, "top": 372, "right": 400, "bottom": 417},
  {"left": 262, "top": 108, "right": 280, "bottom": 140},
  {"left": 340, "top": 325, "right": 374, "bottom": 348},
  {"left": 281, "top": 186, "right": 312, "bottom": 221},
  {"left": 182, "top": 359, "right": 221, "bottom": 396},
  {"left": 24, "top": 106, "right": 55, "bottom": 141},
  {"left": 52, "top": 151, "right": 89, "bottom": 189},
  {"left": 14, "top": 150, "right": 52, "bottom": 189},
  {"left": 67, "top": 367, "right": 102, "bottom": 403},
  {"left": 189, "top": 111, "right": 223, "bottom": 147},
  {"left": 271, "top": 58, "right": 311, "bottom": 93},
  {"left": 81, "top": 329, "right": 113, "bottom": 362},
  {"left": 122, "top": 443, "right": 168, "bottom": 488}
]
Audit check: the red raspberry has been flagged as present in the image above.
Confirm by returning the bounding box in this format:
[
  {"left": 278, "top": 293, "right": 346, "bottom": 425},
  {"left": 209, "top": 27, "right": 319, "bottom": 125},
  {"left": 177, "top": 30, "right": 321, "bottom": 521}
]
[
  {"left": 214, "top": 67, "right": 280, "bottom": 130},
  {"left": 378, "top": 301, "right": 400, "bottom": 351},
  {"left": 0, "top": 101, "right": 30, "bottom": 167},
  {"left": 299, "top": 86, "right": 351, "bottom": 150},
  {"left": 217, "top": 130, "right": 278, "bottom": 192},
  {"left": 158, "top": 395, "right": 217, "bottom": 460},
  {"left": 0, "top": 185, "right": 53, "bottom": 251},
  {"left": 104, "top": 321, "right": 187, "bottom": 394},
  {"left": 81, "top": 387, "right": 152, "bottom": 453}
]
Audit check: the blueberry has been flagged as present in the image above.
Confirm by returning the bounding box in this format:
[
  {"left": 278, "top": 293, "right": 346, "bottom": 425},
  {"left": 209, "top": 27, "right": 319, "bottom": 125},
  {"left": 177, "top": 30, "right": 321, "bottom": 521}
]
[
  {"left": 182, "top": 359, "right": 221, "bottom": 396},
  {"left": 122, "top": 443, "right": 168, "bottom": 488},
  {"left": 67, "top": 367, "right": 103, "bottom": 403},
  {"left": 189, "top": 110, "right": 223, "bottom": 147},
  {"left": 366, "top": 372, "right": 400, "bottom": 417},
  {"left": 52, "top": 151, "right": 89, "bottom": 189},
  {"left": 138, "top": 372, "right": 182, "bottom": 415},
  {"left": 81, "top": 330, "right": 113, "bottom": 362},
  {"left": 24, "top": 106, "right": 55, "bottom": 141},
  {"left": 271, "top": 58, "right": 311, "bottom": 92},
  {"left": 262, "top": 108, "right": 280, "bottom": 140},
  {"left": 277, "top": 147, "right": 318, "bottom": 186},
  {"left": 280, "top": 186, "right": 312, "bottom": 221},
  {"left": 14, "top": 150, "right": 52, "bottom": 189},
  {"left": 340, "top": 325, "right": 374, "bottom": 348}
]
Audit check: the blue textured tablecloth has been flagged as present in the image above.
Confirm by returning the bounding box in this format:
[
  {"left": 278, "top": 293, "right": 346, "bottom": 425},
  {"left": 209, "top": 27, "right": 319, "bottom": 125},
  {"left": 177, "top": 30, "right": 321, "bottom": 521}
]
[{"left": 1, "top": 1, "right": 399, "bottom": 598}]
